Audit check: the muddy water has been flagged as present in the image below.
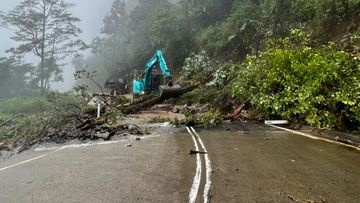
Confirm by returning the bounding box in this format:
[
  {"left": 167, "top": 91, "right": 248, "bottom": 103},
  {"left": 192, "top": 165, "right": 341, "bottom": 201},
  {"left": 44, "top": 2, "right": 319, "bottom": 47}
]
[{"left": 195, "top": 122, "right": 360, "bottom": 202}]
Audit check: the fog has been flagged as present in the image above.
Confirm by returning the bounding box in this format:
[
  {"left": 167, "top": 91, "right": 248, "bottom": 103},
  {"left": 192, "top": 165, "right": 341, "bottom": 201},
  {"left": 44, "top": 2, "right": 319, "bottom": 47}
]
[{"left": 0, "top": 0, "right": 138, "bottom": 92}]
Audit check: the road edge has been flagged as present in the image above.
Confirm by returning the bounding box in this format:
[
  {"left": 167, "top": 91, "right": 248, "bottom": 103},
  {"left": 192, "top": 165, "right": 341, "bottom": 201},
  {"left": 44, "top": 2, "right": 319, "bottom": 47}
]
[{"left": 268, "top": 124, "right": 360, "bottom": 152}]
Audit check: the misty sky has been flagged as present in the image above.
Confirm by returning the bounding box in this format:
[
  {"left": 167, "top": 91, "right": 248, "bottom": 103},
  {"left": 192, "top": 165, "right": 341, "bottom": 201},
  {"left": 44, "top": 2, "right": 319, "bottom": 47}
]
[{"left": 0, "top": 0, "right": 117, "bottom": 91}]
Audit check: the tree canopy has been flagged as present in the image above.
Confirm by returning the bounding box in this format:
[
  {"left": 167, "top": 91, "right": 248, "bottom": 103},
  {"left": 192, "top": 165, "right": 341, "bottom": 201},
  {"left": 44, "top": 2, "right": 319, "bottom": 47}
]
[{"left": 1, "top": 0, "right": 84, "bottom": 93}]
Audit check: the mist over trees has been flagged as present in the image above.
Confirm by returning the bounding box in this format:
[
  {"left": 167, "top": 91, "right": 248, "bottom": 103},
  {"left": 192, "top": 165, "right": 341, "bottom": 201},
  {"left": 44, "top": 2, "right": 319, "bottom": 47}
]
[
  {"left": 1, "top": 0, "right": 84, "bottom": 95},
  {"left": 0, "top": 0, "right": 359, "bottom": 128},
  {"left": 76, "top": 0, "right": 359, "bottom": 91},
  {"left": 0, "top": 56, "right": 35, "bottom": 98}
]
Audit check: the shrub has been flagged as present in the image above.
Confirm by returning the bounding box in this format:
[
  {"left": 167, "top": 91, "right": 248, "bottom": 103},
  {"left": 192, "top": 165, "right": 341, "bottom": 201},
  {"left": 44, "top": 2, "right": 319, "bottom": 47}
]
[
  {"left": 148, "top": 117, "right": 171, "bottom": 124},
  {"left": 206, "top": 62, "right": 238, "bottom": 88},
  {"left": 199, "top": 110, "right": 222, "bottom": 128},
  {"left": 182, "top": 51, "right": 215, "bottom": 84},
  {"left": 233, "top": 30, "right": 360, "bottom": 128}
]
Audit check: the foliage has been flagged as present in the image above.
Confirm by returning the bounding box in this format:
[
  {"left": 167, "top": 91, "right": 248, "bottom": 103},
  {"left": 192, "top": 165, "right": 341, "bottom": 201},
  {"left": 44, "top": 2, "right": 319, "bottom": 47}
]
[
  {"left": 233, "top": 30, "right": 360, "bottom": 128},
  {"left": 72, "top": 0, "right": 132, "bottom": 91},
  {"left": 181, "top": 50, "right": 240, "bottom": 88},
  {"left": 1, "top": 0, "right": 84, "bottom": 92},
  {"left": 206, "top": 62, "right": 238, "bottom": 87},
  {"left": 2, "top": 0, "right": 359, "bottom": 98},
  {"left": 148, "top": 116, "right": 182, "bottom": 127},
  {"left": 0, "top": 113, "right": 12, "bottom": 122},
  {"left": 148, "top": 117, "right": 172, "bottom": 124},
  {"left": 74, "top": 69, "right": 105, "bottom": 95},
  {"left": 46, "top": 92, "right": 90, "bottom": 123},
  {"left": 195, "top": 0, "right": 263, "bottom": 59},
  {"left": 170, "top": 117, "right": 181, "bottom": 127},
  {"left": 198, "top": 110, "right": 222, "bottom": 128},
  {"left": 0, "top": 97, "right": 50, "bottom": 114},
  {"left": 182, "top": 51, "right": 213, "bottom": 82},
  {"left": 0, "top": 57, "right": 36, "bottom": 98},
  {"left": 103, "top": 107, "right": 124, "bottom": 122},
  {"left": 181, "top": 88, "right": 218, "bottom": 105},
  {"left": 180, "top": 107, "right": 222, "bottom": 128},
  {"left": 0, "top": 92, "right": 90, "bottom": 147},
  {"left": 2, "top": 0, "right": 359, "bottom": 138}
]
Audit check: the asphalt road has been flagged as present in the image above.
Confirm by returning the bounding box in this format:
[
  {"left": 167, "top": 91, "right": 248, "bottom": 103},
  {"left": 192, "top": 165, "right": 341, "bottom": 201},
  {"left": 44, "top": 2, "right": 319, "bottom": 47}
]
[{"left": 0, "top": 122, "right": 359, "bottom": 203}]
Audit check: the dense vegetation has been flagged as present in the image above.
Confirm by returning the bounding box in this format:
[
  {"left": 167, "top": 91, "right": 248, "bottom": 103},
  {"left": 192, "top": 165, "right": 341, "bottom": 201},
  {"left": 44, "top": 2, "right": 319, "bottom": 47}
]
[
  {"left": 233, "top": 30, "right": 360, "bottom": 128},
  {"left": 150, "top": 0, "right": 359, "bottom": 129},
  {"left": 1, "top": 0, "right": 360, "bottom": 147}
]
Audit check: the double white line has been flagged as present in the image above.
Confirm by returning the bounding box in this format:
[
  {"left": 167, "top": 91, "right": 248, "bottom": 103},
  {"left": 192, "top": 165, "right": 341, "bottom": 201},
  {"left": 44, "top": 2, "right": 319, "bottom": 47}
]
[{"left": 186, "top": 126, "right": 212, "bottom": 203}]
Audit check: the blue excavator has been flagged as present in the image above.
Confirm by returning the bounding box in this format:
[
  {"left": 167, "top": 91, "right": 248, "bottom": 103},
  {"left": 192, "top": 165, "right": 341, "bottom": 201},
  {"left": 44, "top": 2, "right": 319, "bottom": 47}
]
[{"left": 133, "top": 50, "right": 182, "bottom": 100}]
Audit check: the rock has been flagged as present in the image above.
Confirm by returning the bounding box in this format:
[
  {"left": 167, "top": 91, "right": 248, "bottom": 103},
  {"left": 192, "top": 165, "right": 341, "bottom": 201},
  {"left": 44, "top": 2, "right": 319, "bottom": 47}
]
[
  {"left": 172, "top": 106, "right": 180, "bottom": 113},
  {"left": 209, "top": 119, "right": 216, "bottom": 126},
  {"left": 135, "top": 137, "right": 141, "bottom": 141},
  {"left": 197, "top": 104, "right": 210, "bottom": 113},
  {"left": 0, "top": 141, "right": 9, "bottom": 151},
  {"left": 128, "top": 124, "right": 142, "bottom": 135},
  {"left": 95, "top": 132, "right": 111, "bottom": 140},
  {"left": 126, "top": 144, "right": 132, "bottom": 147},
  {"left": 128, "top": 124, "right": 137, "bottom": 130},
  {"left": 237, "top": 131, "right": 250, "bottom": 135}
]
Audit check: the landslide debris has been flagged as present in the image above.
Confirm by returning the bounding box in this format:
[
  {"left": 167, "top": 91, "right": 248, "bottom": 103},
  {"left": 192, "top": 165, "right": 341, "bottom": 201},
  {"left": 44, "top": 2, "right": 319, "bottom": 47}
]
[{"left": 18, "top": 119, "right": 144, "bottom": 152}]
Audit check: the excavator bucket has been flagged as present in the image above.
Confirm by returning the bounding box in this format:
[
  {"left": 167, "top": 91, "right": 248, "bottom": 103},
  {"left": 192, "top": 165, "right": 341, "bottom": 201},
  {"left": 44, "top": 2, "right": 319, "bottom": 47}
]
[{"left": 159, "top": 84, "right": 183, "bottom": 99}]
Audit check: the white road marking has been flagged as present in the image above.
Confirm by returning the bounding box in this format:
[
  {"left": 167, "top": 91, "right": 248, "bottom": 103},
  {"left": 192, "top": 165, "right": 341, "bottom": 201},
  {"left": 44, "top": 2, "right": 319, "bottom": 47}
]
[
  {"left": 268, "top": 125, "right": 360, "bottom": 151},
  {"left": 35, "top": 140, "right": 127, "bottom": 151},
  {"left": 0, "top": 148, "right": 65, "bottom": 172},
  {"left": 0, "top": 154, "right": 47, "bottom": 172},
  {"left": 191, "top": 127, "right": 212, "bottom": 203},
  {"left": 186, "top": 127, "right": 202, "bottom": 203},
  {"left": 35, "top": 135, "right": 162, "bottom": 152},
  {"left": 0, "top": 134, "right": 164, "bottom": 173}
]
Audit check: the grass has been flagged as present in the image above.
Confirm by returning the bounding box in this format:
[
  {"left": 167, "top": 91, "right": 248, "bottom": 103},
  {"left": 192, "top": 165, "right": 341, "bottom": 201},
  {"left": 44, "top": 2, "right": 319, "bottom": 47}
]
[{"left": 0, "top": 97, "right": 51, "bottom": 115}]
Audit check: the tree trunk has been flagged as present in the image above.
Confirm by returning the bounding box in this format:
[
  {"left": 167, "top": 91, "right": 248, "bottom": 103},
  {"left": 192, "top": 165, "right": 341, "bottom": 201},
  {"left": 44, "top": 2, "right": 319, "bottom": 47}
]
[
  {"left": 40, "top": 2, "right": 47, "bottom": 95},
  {"left": 40, "top": 4, "right": 46, "bottom": 95}
]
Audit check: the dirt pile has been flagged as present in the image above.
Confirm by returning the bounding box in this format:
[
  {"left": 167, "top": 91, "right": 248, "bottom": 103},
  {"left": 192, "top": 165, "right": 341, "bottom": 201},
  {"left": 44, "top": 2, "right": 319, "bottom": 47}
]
[{"left": 18, "top": 120, "right": 144, "bottom": 152}]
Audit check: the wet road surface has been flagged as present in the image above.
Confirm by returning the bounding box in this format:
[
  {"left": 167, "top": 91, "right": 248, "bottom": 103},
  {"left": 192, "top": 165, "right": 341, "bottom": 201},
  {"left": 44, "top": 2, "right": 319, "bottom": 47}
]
[
  {"left": 0, "top": 122, "right": 359, "bottom": 202},
  {"left": 0, "top": 129, "right": 193, "bottom": 202},
  {"left": 198, "top": 122, "right": 360, "bottom": 203}
]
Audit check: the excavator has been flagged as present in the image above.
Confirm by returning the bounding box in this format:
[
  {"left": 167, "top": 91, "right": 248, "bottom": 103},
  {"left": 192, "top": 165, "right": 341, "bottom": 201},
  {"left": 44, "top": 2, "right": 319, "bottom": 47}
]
[{"left": 132, "top": 50, "right": 182, "bottom": 100}]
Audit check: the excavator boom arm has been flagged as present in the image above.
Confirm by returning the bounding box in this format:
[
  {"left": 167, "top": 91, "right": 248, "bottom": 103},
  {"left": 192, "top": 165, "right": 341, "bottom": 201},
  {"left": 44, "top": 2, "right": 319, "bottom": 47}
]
[
  {"left": 143, "top": 50, "right": 171, "bottom": 89},
  {"left": 133, "top": 50, "right": 182, "bottom": 98}
]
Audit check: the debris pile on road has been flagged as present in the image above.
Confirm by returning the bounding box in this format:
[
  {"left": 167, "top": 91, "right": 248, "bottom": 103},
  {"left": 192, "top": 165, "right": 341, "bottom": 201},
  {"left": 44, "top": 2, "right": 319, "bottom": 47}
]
[
  {"left": 18, "top": 120, "right": 144, "bottom": 152},
  {"left": 49, "top": 121, "right": 143, "bottom": 143}
]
